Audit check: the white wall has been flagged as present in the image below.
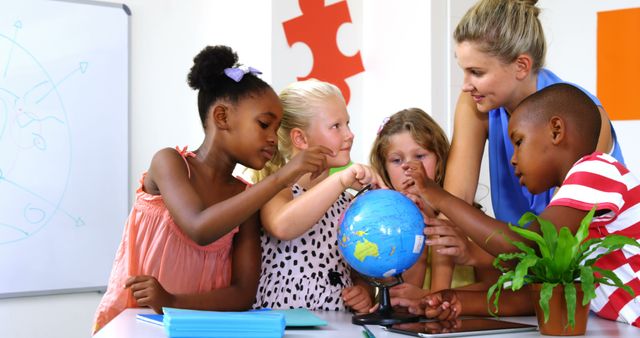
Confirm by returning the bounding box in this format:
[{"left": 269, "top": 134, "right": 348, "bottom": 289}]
[{"left": 357, "top": 0, "right": 432, "bottom": 163}]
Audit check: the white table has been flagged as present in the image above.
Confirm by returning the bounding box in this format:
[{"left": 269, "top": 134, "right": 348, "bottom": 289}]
[{"left": 93, "top": 308, "right": 637, "bottom": 338}]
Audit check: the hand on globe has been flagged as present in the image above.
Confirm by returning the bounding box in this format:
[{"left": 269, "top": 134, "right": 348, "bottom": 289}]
[
  {"left": 338, "top": 163, "right": 388, "bottom": 191},
  {"left": 423, "top": 217, "right": 473, "bottom": 266}
]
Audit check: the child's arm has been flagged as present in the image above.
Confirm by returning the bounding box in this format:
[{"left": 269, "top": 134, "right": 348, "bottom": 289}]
[
  {"left": 453, "top": 288, "right": 534, "bottom": 317},
  {"left": 391, "top": 289, "right": 460, "bottom": 320},
  {"left": 391, "top": 288, "right": 533, "bottom": 319},
  {"left": 402, "top": 161, "right": 587, "bottom": 257},
  {"left": 429, "top": 246, "right": 454, "bottom": 292},
  {"left": 126, "top": 213, "right": 262, "bottom": 312},
  {"left": 261, "top": 163, "right": 383, "bottom": 240},
  {"left": 148, "top": 146, "right": 333, "bottom": 245}
]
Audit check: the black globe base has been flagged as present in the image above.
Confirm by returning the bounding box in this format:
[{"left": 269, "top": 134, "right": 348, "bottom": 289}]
[
  {"left": 352, "top": 310, "right": 421, "bottom": 326},
  {"left": 351, "top": 275, "right": 421, "bottom": 326}
]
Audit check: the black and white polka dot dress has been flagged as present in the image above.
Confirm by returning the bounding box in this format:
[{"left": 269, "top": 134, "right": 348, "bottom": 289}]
[{"left": 253, "top": 184, "right": 353, "bottom": 310}]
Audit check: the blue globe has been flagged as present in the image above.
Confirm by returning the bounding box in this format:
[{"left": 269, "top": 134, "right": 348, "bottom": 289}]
[{"left": 338, "top": 189, "right": 425, "bottom": 278}]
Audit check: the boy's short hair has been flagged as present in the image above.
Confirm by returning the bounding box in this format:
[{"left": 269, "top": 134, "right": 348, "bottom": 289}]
[{"left": 514, "top": 83, "right": 601, "bottom": 153}]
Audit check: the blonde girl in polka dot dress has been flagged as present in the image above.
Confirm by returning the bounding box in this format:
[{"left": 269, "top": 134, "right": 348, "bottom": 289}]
[{"left": 251, "top": 79, "right": 386, "bottom": 313}]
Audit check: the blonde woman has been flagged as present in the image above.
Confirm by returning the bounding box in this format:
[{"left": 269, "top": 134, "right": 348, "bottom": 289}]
[{"left": 446, "top": 0, "right": 624, "bottom": 226}]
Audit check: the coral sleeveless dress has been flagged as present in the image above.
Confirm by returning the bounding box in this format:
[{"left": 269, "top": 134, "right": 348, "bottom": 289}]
[{"left": 92, "top": 147, "right": 239, "bottom": 333}]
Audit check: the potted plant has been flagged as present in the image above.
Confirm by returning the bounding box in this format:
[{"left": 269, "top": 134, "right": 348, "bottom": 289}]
[{"left": 487, "top": 206, "right": 639, "bottom": 335}]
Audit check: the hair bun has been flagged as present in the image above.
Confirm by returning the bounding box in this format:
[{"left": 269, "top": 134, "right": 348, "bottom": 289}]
[
  {"left": 187, "top": 45, "right": 238, "bottom": 91},
  {"left": 519, "top": 0, "right": 540, "bottom": 16}
]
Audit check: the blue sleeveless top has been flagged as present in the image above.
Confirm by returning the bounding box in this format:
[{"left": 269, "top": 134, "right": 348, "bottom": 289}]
[{"left": 488, "top": 68, "right": 625, "bottom": 224}]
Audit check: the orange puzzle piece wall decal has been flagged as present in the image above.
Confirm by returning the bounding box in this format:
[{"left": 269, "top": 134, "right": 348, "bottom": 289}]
[
  {"left": 597, "top": 8, "right": 640, "bottom": 120},
  {"left": 282, "top": 0, "right": 364, "bottom": 104}
]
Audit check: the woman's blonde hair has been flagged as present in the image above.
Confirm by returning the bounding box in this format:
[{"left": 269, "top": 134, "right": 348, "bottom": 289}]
[
  {"left": 369, "top": 108, "right": 450, "bottom": 189},
  {"left": 252, "top": 79, "right": 345, "bottom": 182},
  {"left": 454, "top": 0, "right": 546, "bottom": 72}
]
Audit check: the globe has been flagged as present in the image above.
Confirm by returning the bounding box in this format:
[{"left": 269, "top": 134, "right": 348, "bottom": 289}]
[{"left": 338, "top": 189, "right": 425, "bottom": 279}]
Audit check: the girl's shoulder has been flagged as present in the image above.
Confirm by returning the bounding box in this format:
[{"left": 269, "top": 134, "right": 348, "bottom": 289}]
[
  {"left": 144, "top": 146, "right": 194, "bottom": 194},
  {"left": 152, "top": 146, "right": 194, "bottom": 163},
  {"left": 150, "top": 146, "right": 195, "bottom": 171}
]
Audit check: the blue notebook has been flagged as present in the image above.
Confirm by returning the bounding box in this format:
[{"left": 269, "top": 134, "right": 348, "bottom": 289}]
[
  {"left": 136, "top": 308, "right": 327, "bottom": 327},
  {"left": 162, "top": 308, "right": 285, "bottom": 338}
]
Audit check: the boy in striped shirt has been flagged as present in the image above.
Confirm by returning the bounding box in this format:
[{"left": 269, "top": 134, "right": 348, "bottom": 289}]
[{"left": 394, "top": 83, "right": 640, "bottom": 327}]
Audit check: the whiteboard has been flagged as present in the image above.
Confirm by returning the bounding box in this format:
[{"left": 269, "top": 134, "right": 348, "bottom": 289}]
[{"left": 0, "top": 0, "right": 129, "bottom": 297}]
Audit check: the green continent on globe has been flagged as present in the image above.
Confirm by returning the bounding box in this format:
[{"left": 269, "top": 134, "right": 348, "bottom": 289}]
[{"left": 354, "top": 238, "right": 379, "bottom": 262}]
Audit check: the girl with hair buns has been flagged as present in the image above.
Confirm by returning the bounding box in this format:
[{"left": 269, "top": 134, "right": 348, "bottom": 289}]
[
  {"left": 446, "top": 0, "right": 625, "bottom": 227},
  {"left": 93, "top": 45, "right": 332, "bottom": 333},
  {"left": 252, "top": 79, "right": 385, "bottom": 314}
]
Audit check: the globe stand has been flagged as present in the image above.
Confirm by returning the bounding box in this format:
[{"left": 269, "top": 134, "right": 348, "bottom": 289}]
[{"left": 351, "top": 275, "right": 421, "bottom": 326}]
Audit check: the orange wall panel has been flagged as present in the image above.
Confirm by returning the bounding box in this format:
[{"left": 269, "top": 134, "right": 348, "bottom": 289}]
[{"left": 597, "top": 8, "right": 640, "bottom": 120}]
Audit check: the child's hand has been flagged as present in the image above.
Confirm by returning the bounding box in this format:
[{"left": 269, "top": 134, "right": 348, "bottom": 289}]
[
  {"left": 342, "top": 285, "right": 373, "bottom": 314},
  {"left": 125, "top": 275, "right": 175, "bottom": 314},
  {"left": 424, "top": 217, "right": 474, "bottom": 266},
  {"left": 423, "top": 289, "right": 461, "bottom": 321},
  {"left": 389, "top": 282, "right": 429, "bottom": 301},
  {"left": 401, "top": 160, "right": 440, "bottom": 210},
  {"left": 339, "top": 163, "right": 388, "bottom": 190},
  {"left": 278, "top": 145, "right": 334, "bottom": 185},
  {"left": 390, "top": 295, "right": 425, "bottom": 315}
]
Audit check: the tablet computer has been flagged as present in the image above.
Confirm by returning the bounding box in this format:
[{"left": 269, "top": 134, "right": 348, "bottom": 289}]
[{"left": 384, "top": 317, "right": 537, "bottom": 337}]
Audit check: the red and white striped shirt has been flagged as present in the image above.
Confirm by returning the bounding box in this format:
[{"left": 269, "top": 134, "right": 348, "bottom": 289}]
[{"left": 550, "top": 152, "right": 640, "bottom": 327}]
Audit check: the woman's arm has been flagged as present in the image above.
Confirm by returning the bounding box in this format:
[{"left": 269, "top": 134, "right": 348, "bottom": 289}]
[
  {"left": 150, "top": 146, "right": 332, "bottom": 245},
  {"left": 127, "top": 213, "right": 262, "bottom": 312},
  {"left": 596, "top": 106, "right": 613, "bottom": 154},
  {"left": 443, "top": 92, "right": 489, "bottom": 204}
]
